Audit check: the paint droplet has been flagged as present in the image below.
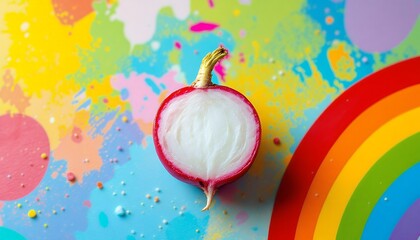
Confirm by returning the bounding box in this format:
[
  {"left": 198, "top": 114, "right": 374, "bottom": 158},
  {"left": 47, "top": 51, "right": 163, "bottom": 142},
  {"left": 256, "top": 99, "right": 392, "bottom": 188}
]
[
  {"left": 145, "top": 194, "right": 151, "bottom": 199},
  {"left": 41, "top": 153, "right": 48, "bottom": 159},
  {"left": 6, "top": 174, "right": 11, "bottom": 179},
  {"left": 278, "top": 70, "right": 285, "bottom": 76},
  {"left": 223, "top": 210, "right": 228, "bottom": 215},
  {"left": 155, "top": 187, "right": 161, "bottom": 193},
  {"left": 362, "top": 56, "right": 369, "bottom": 63},
  {"left": 272, "top": 75, "right": 277, "bottom": 80},
  {"left": 17, "top": 203, "right": 22, "bottom": 208},
  {"left": 154, "top": 196, "right": 160, "bottom": 203},
  {"left": 128, "top": 140, "right": 133, "bottom": 145},
  {"left": 28, "top": 209, "right": 37, "bottom": 218},
  {"left": 114, "top": 205, "right": 126, "bottom": 217},
  {"left": 196, "top": 229, "right": 200, "bottom": 233},
  {"left": 20, "top": 183, "right": 25, "bottom": 188},
  {"left": 43, "top": 223, "right": 48, "bottom": 228},
  {"left": 49, "top": 117, "right": 55, "bottom": 124},
  {"left": 45, "top": 186, "right": 50, "bottom": 191},
  {"left": 162, "top": 219, "right": 168, "bottom": 225},
  {"left": 384, "top": 197, "right": 388, "bottom": 201},
  {"left": 66, "top": 172, "right": 76, "bottom": 182},
  {"left": 268, "top": 58, "right": 275, "bottom": 63},
  {"left": 121, "top": 181, "right": 126, "bottom": 185},
  {"left": 174, "top": 41, "right": 182, "bottom": 49},
  {"left": 273, "top": 137, "right": 281, "bottom": 146},
  {"left": 158, "top": 225, "right": 163, "bottom": 229},
  {"left": 121, "top": 191, "right": 126, "bottom": 196},
  {"left": 97, "top": 182, "right": 103, "bottom": 189},
  {"left": 131, "top": 230, "right": 136, "bottom": 235},
  {"left": 126, "top": 210, "right": 131, "bottom": 215},
  {"left": 20, "top": 22, "right": 29, "bottom": 32},
  {"left": 326, "top": 16, "right": 334, "bottom": 25},
  {"left": 122, "top": 116, "right": 128, "bottom": 123},
  {"left": 151, "top": 41, "right": 160, "bottom": 51},
  {"left": 52, "top": 210, "right": 57, "bottom": 215},
  {"left": 117, "top": 146, "right": 123, "bottom": 151}
]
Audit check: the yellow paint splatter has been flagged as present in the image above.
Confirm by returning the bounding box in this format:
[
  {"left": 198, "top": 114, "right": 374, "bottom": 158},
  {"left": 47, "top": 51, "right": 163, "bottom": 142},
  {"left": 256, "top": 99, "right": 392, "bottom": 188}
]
[
  {"left": 327, "top": 41, "right": 356, "bottom": 81},
  {"left": 4, "top": 0, "right": 93, "bottom": 97}
]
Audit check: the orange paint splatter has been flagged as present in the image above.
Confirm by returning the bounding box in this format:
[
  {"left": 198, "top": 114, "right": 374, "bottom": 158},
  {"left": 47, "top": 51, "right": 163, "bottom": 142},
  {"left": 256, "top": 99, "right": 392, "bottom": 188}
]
[
  {"left": 54, "top": 126, "right": 103, "bottom": 183},
  {"left": 0, "top": 69, "right": 29, "bottom": 112},
  {"left": 52, "top": 0, "right": 94, "bottom": 25}
]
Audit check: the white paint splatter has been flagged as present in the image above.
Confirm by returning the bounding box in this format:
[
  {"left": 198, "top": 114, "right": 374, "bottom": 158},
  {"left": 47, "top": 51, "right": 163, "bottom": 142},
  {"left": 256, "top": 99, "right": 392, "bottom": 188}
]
[
  {"left": 151, "top": 41, "right": 160, "bottom": 51},
  {"left": 114, "top": 0, "right": 190, "bottom": 46}
]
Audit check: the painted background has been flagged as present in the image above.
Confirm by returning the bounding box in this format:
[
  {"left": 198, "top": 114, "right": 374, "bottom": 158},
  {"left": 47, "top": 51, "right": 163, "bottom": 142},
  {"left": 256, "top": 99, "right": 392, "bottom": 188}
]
[{"left": 0, "top": 0, "right": 419, "bottom": 239}]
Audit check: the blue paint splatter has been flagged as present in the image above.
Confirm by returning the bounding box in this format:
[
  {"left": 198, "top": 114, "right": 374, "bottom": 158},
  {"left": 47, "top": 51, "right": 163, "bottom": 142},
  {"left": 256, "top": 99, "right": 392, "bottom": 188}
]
[
  {"left": 145, "top": 77, "right": 161, "bottom": 95},
  {"left": 77, "top": 99, "right": 92, "bottom": 111},
  {"left": 120, "top": 88, "right": 129, "bottom": 100},
  {"left": 99, "top": 212, "right": 108, "bottom": 228}
]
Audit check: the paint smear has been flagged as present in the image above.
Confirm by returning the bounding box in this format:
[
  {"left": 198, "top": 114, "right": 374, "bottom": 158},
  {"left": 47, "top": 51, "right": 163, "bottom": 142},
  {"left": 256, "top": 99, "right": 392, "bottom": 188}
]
[{"left": 189, "top": 22, "right": 220, "bottom": 32}]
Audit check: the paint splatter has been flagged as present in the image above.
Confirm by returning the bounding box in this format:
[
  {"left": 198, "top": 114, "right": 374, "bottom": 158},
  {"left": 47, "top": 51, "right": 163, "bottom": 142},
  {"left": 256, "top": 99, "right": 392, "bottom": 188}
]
[
  {"left": 189, "top": 22, "right": 220, "bottom": 32},
  {"left": 115, "top": 0, "right": 190, "bottom": 45},
  {"left": 0, "top": 114, "right": 50, "bottom": 200},
  {"left": 51, "top": 0, "right": 94, "bottom": 25}
]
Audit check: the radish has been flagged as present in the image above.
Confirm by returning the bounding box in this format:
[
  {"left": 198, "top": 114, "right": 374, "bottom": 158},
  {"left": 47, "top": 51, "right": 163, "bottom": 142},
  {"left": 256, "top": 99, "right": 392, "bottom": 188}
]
[{"left": 153, "top": 47, "right": 261, "bottom": 211}]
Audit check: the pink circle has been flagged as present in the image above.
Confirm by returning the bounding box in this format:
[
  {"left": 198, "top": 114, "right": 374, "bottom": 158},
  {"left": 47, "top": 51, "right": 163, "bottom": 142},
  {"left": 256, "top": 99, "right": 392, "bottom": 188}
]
[{"left": 0, "top": 114, "right": 50, "bottom": 200}]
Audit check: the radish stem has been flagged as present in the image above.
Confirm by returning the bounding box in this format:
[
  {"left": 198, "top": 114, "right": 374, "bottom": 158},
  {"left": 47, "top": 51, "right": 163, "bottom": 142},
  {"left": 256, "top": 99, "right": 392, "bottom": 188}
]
[
  {"left": 201, "top": 185, "right": 216, "bottom": 211},
  {"left": 192, "top": 46, "right": 228, "bottom": 88}
]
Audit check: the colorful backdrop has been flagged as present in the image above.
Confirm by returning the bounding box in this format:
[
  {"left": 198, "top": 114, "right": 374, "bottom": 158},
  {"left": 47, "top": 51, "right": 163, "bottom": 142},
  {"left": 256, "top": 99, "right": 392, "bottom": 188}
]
[{"left": 0, "top": 0, "right": 419, "bottom": 239}]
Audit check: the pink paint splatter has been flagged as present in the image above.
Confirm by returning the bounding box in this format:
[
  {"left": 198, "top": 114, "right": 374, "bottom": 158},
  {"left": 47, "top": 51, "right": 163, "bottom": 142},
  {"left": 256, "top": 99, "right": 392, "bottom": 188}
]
[
  {"left": 239, "top": 29, "right": 247, "bottom": 38},
  {"left": 236, "top": 211, "right": 249, "bottom": 225},
  {"left": 83, "top": 200, "right": 91, "bottom": 208},
  {"left": 71, "top": 127, "right": 83, "bottom": 143},
  {"left": 208, "top": 0, "right": 214, "bottom": 8},
  {"left": 239, "top": 52, "right": 245, "bottom": 63},
  {"left": 174, "top": 41, "right": 182, "bottom": 49},
  {"left": 189, "top": 22, "right": 219, "bottom": 32},
  {"left": 214, "top": 62, "right": 226, "bottom": 82},
  {"left": 110, "top": 70, "right": 185, "bottom": 123},
  {"left": 0, "top": 114, "right": 50, "bottom": 200}
]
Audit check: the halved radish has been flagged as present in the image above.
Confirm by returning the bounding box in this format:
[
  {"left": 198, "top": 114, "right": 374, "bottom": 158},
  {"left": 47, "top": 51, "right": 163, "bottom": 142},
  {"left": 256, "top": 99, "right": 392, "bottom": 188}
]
[{"left": 153, "top": 47, "right": 261, "bottom": 210}]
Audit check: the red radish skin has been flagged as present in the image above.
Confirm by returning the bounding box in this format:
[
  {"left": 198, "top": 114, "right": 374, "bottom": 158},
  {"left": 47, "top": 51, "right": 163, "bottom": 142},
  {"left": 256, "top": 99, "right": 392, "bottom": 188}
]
[{"left": 153, "top": 47, "right": 261, "bottom": 211}]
